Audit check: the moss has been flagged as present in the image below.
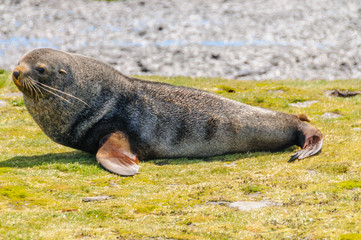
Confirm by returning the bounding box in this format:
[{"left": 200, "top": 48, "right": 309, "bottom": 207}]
[
  {"left": 312, "top": 162, "right": 350, "bottom": 174},
  {"left": 10, "top": 99, "right": 25, "bottom": 107},
  {"left": 135, "top": 204, "right": 157, "bottom": 214},
  {"left": 337, "top": 180, "right": 361, "bottom": 190},
  {"left": 0, "top": 185, "right": 29, "bottom": 200},
  {"left": 84, "top": 209, "right": 110, "bottom": 220},
  {"left": 289, "top": 97, "right": 307, "bottom": 103},
  {"left": 242, "top": 185, "right": 264, "bottom": 193},
  {"left": 340, "top": 233, "right": 361, "bottom": 240},
  {"left": 2, "top": 77, "right": 361, "bottom": 238},
  {"left": 215, "top": 85, "right": 237, "bottom": 93}
]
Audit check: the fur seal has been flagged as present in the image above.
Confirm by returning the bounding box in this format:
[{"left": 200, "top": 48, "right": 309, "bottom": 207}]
[{"left": 12, "top": 48, "right": 323, "bottom": 176}]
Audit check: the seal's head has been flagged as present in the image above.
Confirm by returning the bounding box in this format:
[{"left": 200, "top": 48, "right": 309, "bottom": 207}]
[{"left": 12, "top": 48, "right": 69, "bottom": 99}]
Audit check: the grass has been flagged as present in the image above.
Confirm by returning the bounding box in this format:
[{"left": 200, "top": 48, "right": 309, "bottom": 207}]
[{"left": 1, "top": 70, "right": 361, "bottom": 239}]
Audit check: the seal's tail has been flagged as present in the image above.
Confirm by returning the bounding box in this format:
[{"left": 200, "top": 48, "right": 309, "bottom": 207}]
[{"left": 288, "top": 123, "right": 323, "bottom": 162}]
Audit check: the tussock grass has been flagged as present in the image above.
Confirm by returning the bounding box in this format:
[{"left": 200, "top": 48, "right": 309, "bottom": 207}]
[
  {"left": 0, "top": 70, "right": 16, "bottom": 92},
  {"left": 1, "top": 71, "right": 361, "bottom": 239}
]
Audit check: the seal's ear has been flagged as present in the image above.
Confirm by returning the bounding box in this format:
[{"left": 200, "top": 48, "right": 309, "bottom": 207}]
[
  {"left": 59, "top": 69, "right": 67, "bottom": 75},
  {"left": 96, "top": 131, "right": 140, "bottom": 176}
]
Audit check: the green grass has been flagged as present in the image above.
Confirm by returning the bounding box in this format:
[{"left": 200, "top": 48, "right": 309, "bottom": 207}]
[{"left": 1, "top": 70, "right": 361, "bottom": 239}]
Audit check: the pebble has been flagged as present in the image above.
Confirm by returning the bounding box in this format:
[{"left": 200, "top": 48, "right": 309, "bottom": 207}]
[
  {"left": 327, "top": 89, "right": 361, "bottom": 98},
  {"left": 307, "top": 169, "right": 317, "bottom": 175},
  {"left": 206, "top": 200, "right": 282, "bottom": 211},
  {"left": 82, "top": 195, "right": 113, "bottom": 202},
  {"left": 289, "top": 100, "right": 318, "bottom": 108},
  {"left": 228, "top": 201, "right": 282, "bottom": 211},
  {"left": 322, "top": 112, "right": 343, "bottom": 119},
  {"left": 0, "top": 92, "right": 23, "bottom": 97},
  {"left": 0, "top": 100, "right": 7, "bottom": 107},
  {"left": 223, "top": 163, "right": 237, "bottom": 167},
  {"left": 207, "top": 201, "right": 229, "bottom": 206},
  {"left": 0, "top": 0, "right": 361, "bottom": 80}
]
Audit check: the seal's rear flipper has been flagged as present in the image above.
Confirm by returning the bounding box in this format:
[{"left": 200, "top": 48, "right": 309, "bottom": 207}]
[
  {"left": 288, "top": 124, "right": 323, "bottom": 162},
  {"left": 96, "top": 131, "right": 140, "bottom": 176}
]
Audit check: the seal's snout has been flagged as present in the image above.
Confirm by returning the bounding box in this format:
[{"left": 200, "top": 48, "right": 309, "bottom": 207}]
[
  {"left": 13, "top": 69, "right": 20, "bottom": 79},
  {"left": 12, "top": 65, "right": 27, "bottom": 87},
  {"left": 12, "top": 65, "right": 29, "bottom": 82}
]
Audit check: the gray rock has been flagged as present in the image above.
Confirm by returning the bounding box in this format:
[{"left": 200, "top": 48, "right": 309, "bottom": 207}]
[
  {"left": 0, "top": 92, "right": 23, "bottom": 97},
  {"left": 289, "top": 100, "right": 318, "bottom": 108},
  {"left": 207, "top": 201, "right": 229, "bottom": 206},
  {"left": 268, "top": 90, "right": 285, "bottom": 94},
  {"left": 0, "top": 100, "right": 7, "bottom": 107},
  {"left": 307, "top": 169, "right": 317, "bottom": 175},
  {"left": 228, "top": 200, "right": 282, "bottom": 211},
  {"left": 327, "top": 89, "right": 361, "bottom": 98},
  {"left": 322, "top": 112, "right": 343, "bottom": 119},
  {"left": 206, "top": 200, "right": 282, "bottom": 211},
  {"left": 82, "top": 195, "right": 113, "bottom": 202},
  {"left": 223, "top": 163, "right": 237, "bottom": 167}
]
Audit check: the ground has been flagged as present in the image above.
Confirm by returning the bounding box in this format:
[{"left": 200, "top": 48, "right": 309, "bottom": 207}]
[{"left": 1, "top": 71, "right": 361, "bottom": 239}]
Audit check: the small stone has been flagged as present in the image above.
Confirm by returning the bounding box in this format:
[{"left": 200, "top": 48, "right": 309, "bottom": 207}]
[
  {"left": 137, "top": 61, "right": 150, "bottom": 73},
  {"left": 268, "top": 90, "right": 285, "bottom": 94},
  {"left": 0, "top": 92, "right": 23, "bottom": 97},
  {"left": 307, "top": 169, "right": 317, "bottom": 175},
  {"left": 0, "top": 100, "right": 6, "bottom": 107},
  {"left": 228, "top": 200, "right": 282, "bottom": 211},
  {"left": 211, "top": 54, "right": 220, "bottom": 60},
  {"left": 223, "top": 163, "right": 236, "bottom": 167},
  {"left": 82, "top": 195, "right": 113, "bottom": 202},
  {"left": 235, "top": 70, "right": 252, "bottom": 78},
  {"left": 138, "top": 31, "right": 146, "bottom": 37},
  {"left": 322, "top": 112, "right": 342, "bottom": 119},
  {"left": 289, "top": 100, "right": 318, "bottom": 108},
  {"left": 207, "top": 201, "right": 229, "bottom": 206},
  {"left": 327, "top": 89, "right": 361, "bottom": 98},
  {"left": 248, "top": 192, "right": 263, "bottom": 198}
]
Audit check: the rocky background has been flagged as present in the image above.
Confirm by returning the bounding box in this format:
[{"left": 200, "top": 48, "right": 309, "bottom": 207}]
[{"left": 1, "top": 0, "right": 361, "bottom": 80}]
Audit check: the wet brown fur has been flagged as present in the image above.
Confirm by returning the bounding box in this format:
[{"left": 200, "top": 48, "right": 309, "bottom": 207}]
[{"left": 12, "top": 48, "right": 323, "bottom": 162}]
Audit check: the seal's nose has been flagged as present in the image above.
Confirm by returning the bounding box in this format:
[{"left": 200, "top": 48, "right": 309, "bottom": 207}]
[{"left": 13, "top": 69, "right": 20, "bottom": 79}]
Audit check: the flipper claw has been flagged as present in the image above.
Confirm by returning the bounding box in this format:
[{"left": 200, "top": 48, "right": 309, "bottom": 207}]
[{"left": 288, "top": 124, "right": 323, "bottom": 163}]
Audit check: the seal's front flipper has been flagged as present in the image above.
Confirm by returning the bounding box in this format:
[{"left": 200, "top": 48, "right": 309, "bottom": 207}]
[
  {"left": 96, "top": 131, "right": 140, "bottom": 176},
  {"left": 288, "top": 123, "right": 323, "bottom": 162}
]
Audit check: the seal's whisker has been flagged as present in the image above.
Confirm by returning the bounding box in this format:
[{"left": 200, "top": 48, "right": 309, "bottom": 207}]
[
  {"left": 26, "top": 78, "right": 40, "bottom": 100},
  {"left": 33, "top": 83, "right": 44, "bottom": 98},
  {"left": 37, "top": 85, "right": 74, "bottom": 105},
  {"left": 32, "top": 84, "right": 40, "bottom": 100},
  {"left": 23, "top": 78, "right": 34, "bottom": 97},
  {"left": 30, "top": 78, "right": 89, "bottom": 107},
  {"left": 27, "top": 76, "right": 44, "bottom": 99},
  {"left": 31, "top": 80, "right": 44, "bottom": 100},
  {"left": 25, "top": 78, "right": 39, "bottom": 99}
]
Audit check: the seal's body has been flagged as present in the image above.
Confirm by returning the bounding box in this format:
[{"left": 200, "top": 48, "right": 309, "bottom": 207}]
[{"left": 12, "top": 48, "right": 323, "bottom": 175}]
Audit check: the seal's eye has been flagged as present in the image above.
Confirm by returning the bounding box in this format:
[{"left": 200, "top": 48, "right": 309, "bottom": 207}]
[{"left": 36, "top": 67, "right": 45, "bottom": 74}]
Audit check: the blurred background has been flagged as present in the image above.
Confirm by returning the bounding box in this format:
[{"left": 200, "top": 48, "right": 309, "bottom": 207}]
[{"left": 0, "top": 0, "right": 360, "bottom": 80}]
